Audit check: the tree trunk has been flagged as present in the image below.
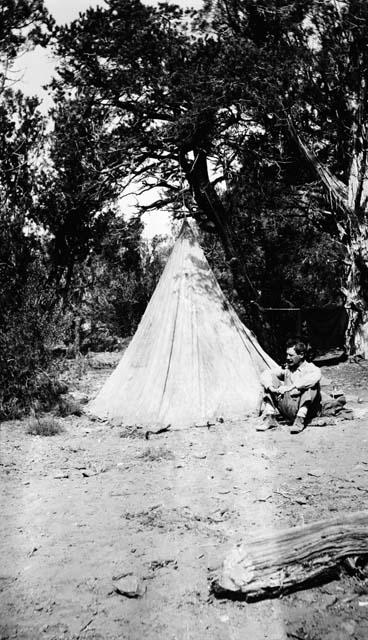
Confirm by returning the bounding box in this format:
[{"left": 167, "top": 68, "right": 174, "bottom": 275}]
[
  {"left": 287, "top": 116, "right": 368, "bottom": 356},
  {"left": 343, "top": 237, "right": 368, "bottom": 356},
  {"left": 344, "top": 102, "right": 368, "bottom": 355},
  {"left": 74, "top": 314, "right": 81, "bottom": 359},
  {"left": 213, "top": 510, "right": 368, "bottom": 601},
  {"left": 179, "top": 148, "right": 266, "bottom": 339}
]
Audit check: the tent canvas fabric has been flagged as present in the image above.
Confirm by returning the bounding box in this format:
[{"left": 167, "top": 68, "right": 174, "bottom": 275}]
[{"left": 88, "top": 221, "right": 276, "bottom": 429}]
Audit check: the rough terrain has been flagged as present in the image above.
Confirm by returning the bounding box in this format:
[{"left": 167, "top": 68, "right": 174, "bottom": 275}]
[{"left": 1, "top": 355, "right": 368, "bottom": 640}]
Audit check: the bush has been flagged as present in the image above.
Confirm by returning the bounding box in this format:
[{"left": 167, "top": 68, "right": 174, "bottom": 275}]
[
  {"left": 57, "top": 396, "right": 83, "bottom": 417},
  {"left": 0, "top": 261, "right": 65, "bottom": 420}
]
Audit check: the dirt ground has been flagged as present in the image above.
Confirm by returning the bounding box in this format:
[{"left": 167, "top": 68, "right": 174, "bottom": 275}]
[{"left": 1, "top": 355, "right": 368, "bottom": 640}]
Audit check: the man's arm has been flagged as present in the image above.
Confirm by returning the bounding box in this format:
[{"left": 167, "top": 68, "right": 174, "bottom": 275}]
[
  {"left": 277, "top": 363, "right": 321, "bottom": 396},
  {"left": 294, "top": 363, "right": 321, "bottom": 391},
  {"left": 260, "top": 366, "right": 284, "bottom": 391}
]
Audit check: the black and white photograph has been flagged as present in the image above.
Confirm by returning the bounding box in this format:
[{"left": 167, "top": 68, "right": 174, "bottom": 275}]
[{"left": 1, "top": 1, "right": 368, "bottom": 638}]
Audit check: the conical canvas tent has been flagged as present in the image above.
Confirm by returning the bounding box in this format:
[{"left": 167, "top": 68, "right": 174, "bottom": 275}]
[{"left": 88, "top": 221, "right": 276, "bottom": 429}]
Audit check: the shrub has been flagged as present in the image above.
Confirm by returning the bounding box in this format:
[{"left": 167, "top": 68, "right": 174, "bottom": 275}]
[
  {"left": 0, "top": 261, "right": 65, "bottom": 420},
  {"left": 57, "top": 396, "right": 83, "bottom": 417}
]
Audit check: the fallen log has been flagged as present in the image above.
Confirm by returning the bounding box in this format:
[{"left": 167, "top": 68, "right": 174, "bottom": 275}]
[{"left": 212, "top": 511, "right": 368, "bottom": 600}]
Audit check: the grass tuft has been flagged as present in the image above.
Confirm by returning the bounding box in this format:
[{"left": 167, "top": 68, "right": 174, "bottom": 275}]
[
  {"left": 119, "top": 425, "right": 145, "bottom": 439},
  {"left": 138, "top": 446, "right": 174, "bottom": 462},
  {"left": 26, "top": 416, "right": 64, "bottom": 436}
]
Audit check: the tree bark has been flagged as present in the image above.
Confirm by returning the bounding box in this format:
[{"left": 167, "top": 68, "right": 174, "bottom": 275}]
[
  {"left": 287, "top": 116, "right": 368, "bottom": 355},
  {"left": 343, "top": 97, "right": 368, "bottom": 354},
  {"left": 213, "top": 510, "right": 368, "bottom": 601},
  {"left": 74, "top": 314, "right": 81, "bottom": 359},
  {"left": 343, "top": 236, "right": 368, "bottom": 356}
]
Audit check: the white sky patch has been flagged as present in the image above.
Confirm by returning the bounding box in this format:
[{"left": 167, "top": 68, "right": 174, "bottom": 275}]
[
  {"left": 119, "top": 184, "right": 174, "bottom": 240},
  {"left": 44, "top": 0, "right": 107, "bottom": 25},
  {"left": 15, "top": 46, "right": 56, "bottom": 113},
  {"left": 142, "top": 209, "right": 174, "bottom": 239}
]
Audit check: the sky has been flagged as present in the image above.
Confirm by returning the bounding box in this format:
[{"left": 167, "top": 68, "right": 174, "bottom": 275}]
[{"left": 17, "top": 0, "right": 204, "bottom": 237}]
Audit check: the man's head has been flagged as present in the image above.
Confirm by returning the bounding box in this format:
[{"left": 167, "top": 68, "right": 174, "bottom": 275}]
[{"left": 285, "top": 340, "right": 307, "bottom": 370}]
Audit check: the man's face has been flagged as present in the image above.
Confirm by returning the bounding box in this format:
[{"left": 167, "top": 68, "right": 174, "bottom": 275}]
[{"left": 286, "top": 347, "right": 304, "bottom": 370}]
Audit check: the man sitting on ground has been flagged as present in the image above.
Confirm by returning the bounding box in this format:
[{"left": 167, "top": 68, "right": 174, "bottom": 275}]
[{"left": 258, "top": 340, "right": 321, "bottom": 434}]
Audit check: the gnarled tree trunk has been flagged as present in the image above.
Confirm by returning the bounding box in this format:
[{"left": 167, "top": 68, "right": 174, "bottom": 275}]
[
  {"left": 288, "top": 116, "right": 368, "bottom": 356},
  {"left": 344, "top": 237, "right": 368, "bottom": 357},
  {"left": 179, "top": 147, "right": 267, "bottom": 341}
]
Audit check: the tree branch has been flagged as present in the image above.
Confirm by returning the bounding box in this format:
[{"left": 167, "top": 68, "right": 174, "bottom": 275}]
[{"left": 287, "top": 115, "right": 350, "bottom": 215}]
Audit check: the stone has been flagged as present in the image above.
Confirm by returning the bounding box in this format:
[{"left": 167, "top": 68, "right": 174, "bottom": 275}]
[{"left": 113, "top": 573, "right": 146, "bottom": 598}]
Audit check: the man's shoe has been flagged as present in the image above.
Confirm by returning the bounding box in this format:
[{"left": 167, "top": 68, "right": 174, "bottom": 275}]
[
  {"left": 256, "top": 415, "right": 278, "bottom": 431},
  {"left": 290, "top": 416, "right": 305, "bottom": 434}
]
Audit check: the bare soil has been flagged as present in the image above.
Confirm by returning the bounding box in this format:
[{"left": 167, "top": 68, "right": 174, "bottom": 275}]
[{"left": 1, "top": 356, "right": 368, "bottom": 640}]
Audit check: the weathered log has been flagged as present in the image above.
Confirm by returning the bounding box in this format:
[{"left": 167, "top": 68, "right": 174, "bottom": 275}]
[{"left": 213, "top": 511, "right": 368, "bottom": 600}]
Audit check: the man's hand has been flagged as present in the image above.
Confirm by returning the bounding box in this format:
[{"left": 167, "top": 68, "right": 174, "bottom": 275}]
[
  {"left": 268, "top": 385, "right": 280, "bottom": 394},
  {"left": 276, "top": 384, "right": 293, "bottom": 396},
  {"left": 289, "top": 387, "right": 301, "bottom": 397},
  {"left": 275, "top": 384, "right": 300, "bottom": 398}
]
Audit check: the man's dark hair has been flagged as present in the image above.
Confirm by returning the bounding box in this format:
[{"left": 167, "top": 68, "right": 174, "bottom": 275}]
[{"left": 286, "top": 339, "right": 307, "bottom": 356}]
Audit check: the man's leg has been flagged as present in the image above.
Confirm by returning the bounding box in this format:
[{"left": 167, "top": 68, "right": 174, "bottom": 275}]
[
  {"left": 257, "top": 376, "right": 281, "bottom": 431},
  {"left": 274, "top": 386, "right": 321, "bottom": 432},
  {"left": 290, "top": 387, "right": 321, "bottom": 434},
  {"left": 277, "top": 392, "right": 300, "bottom": 423}
]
